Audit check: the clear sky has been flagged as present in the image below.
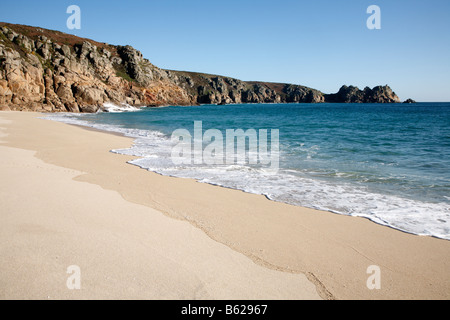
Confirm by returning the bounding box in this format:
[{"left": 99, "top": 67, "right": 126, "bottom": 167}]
[{"left": 1, "top": 0, "right": 449, "bottom": 101}]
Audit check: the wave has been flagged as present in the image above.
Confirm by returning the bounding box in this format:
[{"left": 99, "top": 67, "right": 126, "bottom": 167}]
[{"left": 101, "top": 102, "right": 142, "bottom": 113}]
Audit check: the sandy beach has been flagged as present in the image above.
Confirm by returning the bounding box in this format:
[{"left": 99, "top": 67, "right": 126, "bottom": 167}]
[{"left": 1, "top": 111, "right": 449, "bottom": 300}]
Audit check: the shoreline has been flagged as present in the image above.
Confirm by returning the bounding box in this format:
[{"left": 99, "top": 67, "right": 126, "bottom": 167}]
[
  {"left": 1, "top": 111, "right": 450, "bottom": 299},
  {"left": 57, "top": 112, "right": 450, "bottom": 242}
]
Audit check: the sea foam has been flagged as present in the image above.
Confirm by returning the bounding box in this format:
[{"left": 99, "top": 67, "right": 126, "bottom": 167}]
[{"left": 102, "top": 103, "right": 142, "bottom": 113}]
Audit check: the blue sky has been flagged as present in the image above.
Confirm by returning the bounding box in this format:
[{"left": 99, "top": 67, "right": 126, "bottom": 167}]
[{"left": 1, "top": 0, "right": 449, "bottom": 101}]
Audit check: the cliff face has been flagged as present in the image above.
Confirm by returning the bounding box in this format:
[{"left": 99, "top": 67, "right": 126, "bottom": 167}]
[
  {"left": 165, "top": 70, "right": 325, "bottom": 105},
  {"left": 0, "top": 23, "right": 194, "bottom": 112},
  {"left": 0, "top": 23, "right": 400, "bottom": 113}
]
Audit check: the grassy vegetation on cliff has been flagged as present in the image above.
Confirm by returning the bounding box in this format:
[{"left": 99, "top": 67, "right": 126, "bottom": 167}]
[
  {"left": 113, "top": 63, "right": 135, "bottom": 83},
  {"left": 0, "top": 31, "right": 8, "bottom": 43}
]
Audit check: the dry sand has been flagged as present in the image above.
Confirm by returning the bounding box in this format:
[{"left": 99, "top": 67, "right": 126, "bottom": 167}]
[{"left": 0, "top": 111, "right": 449, "bottom": 300}]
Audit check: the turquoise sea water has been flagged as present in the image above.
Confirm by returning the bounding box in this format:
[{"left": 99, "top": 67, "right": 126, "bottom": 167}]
[{"left": 45, "top": 103, "right": 450, "bottom": 240}]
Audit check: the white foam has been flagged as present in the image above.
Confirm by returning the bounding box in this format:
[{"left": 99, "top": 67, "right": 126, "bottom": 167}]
[{"left": 102, "top": 103, "right": 142, "bottom": 113}]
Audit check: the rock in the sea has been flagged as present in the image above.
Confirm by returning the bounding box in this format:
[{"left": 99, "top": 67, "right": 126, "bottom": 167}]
[{"left": 403, "top": 98, "right": 417, "bottom": 104}]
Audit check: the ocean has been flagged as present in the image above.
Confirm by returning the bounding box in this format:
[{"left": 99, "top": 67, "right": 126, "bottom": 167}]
[{"left": 44, "top": 102, "right": 450, "bottom": 240}]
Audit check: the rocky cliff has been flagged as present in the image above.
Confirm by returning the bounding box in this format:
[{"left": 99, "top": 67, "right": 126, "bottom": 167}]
[
  {"left": 167, "top": 71, "right": 326, "bottom": 105},
  {"left": 0, "top": 23, "right": 401, "bottom": 113},
  {"left": 0, "top": 23, "right": 194, "bottom": 112}
]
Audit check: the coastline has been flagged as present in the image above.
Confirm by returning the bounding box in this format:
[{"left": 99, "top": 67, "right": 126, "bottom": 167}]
[{"left": 1, "top": 111, "right": 450, "bottom": 300}]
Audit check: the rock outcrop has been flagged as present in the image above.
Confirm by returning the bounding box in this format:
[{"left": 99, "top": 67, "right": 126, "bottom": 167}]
[
  {"left": 0, "top": 22, "right": 402, "bottom": 113},
  {"left": 324, "top": 85, "right": 401, "bottom": 103},
  {"left": 403, "top": 98, "right": 417, "bottom": 104}
]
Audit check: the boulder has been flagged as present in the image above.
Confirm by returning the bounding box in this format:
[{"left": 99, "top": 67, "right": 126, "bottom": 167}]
[
  {"left": 73, "top": 85, "right": 107, "bottom": 106},
  {"left": 56, "top": 85, "right": 75, "bottom": 103}
]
